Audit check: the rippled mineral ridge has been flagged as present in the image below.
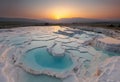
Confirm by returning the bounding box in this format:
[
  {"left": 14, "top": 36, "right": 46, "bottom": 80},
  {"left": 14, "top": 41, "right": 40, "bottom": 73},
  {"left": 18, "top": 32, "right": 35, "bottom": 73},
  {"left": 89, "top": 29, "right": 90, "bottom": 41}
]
[{"left": 0, "top": 26, "right": 120, "bottom": 82}]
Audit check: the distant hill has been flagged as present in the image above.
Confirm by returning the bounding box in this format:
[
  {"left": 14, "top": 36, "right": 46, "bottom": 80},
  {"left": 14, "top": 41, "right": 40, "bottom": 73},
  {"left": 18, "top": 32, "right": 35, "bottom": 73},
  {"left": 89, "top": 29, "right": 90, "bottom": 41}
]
[
  {"left": 58, "top": 18, "right": 101, "bottom": 23},
  {"left": 0, "top": 17, "right": 120, "bottom": 29},
  {"left": 0, "top": 17, "right": 48, "bottom": 28},
  {"left": 58, "top": 18, "right": 120, "bottom": 23},
  {"left": 0, "top": 17, "right": 120, "bottom": 24},
  {"left": 39, "top": 18, "right": 120, "bottom": 24},
  {"left": 0, "top": 17, "right": 45, "bottom": 23}
]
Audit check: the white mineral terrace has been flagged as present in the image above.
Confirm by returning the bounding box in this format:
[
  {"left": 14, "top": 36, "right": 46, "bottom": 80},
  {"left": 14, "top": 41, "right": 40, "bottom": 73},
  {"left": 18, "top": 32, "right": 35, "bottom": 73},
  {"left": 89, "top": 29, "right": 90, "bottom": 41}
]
[
  {"left": 98, "top": 37, "right": 120, "bottom": 44},
  {"left": 0, "top": 26, "right": 120, "bottom": 82}
]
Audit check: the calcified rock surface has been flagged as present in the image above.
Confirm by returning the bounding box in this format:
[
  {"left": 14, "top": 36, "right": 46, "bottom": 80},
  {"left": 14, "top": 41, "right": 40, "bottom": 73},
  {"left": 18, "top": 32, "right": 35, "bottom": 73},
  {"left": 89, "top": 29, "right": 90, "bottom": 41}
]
[
  {"left": 47, "top": 42, "right": 65, "bottom": 57},
  {"left": 71, "top": 26, "right": 120, "bottom": 39},
  {"left": 0, "top": 26, "right": 120, "bottom": 82},
  {"left": 93, "top": 37, "right": 120, "bottom": 53},
  {"left": 85, "top": 57, "right": 120, "bottom": 82}
]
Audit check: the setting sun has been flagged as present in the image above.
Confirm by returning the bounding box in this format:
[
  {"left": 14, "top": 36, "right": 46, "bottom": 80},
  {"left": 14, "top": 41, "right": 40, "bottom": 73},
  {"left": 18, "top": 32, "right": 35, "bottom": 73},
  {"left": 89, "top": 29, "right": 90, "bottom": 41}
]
[
  {"left": 54, "top": 11, "right": 68, "bottom": 19},
  {"left": 56, "top": 16, "right": 60, "bottom": 20},
  {"left": 51, "top": 7, "right": 74, "bottom": 19}
]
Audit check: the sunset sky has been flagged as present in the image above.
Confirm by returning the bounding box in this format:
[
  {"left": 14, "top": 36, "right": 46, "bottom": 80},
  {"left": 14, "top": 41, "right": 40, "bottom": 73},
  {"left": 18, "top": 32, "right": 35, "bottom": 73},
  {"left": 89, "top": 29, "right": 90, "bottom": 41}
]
[{"left": 0, "top": 0, "right": 120, "bottom": 19}]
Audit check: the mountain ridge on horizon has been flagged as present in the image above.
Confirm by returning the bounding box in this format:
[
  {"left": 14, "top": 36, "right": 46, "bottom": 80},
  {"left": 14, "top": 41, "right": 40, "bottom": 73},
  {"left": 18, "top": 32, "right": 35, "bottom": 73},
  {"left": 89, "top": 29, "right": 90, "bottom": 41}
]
[{"left": 0, "top": 17, "right": 120, "bottom": 24}]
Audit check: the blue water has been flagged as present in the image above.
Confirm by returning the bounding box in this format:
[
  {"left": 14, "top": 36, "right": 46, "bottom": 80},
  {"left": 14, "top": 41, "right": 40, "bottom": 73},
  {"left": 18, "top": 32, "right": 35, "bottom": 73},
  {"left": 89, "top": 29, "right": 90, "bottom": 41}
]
[
  {"left": 21, "top": 47, "right": 73, "bottom": 71},
  {"left": 95, "top": 47, "right": 120, "bottom": 57},
  {"left": 18, "top": 72, "right": 62, "bottom": 82},
  {"left": 102, "top": 51, "right": 120, "bottom": 57},
  {"left": 93, "top": 47, "right": 120, "bottom": 62}
]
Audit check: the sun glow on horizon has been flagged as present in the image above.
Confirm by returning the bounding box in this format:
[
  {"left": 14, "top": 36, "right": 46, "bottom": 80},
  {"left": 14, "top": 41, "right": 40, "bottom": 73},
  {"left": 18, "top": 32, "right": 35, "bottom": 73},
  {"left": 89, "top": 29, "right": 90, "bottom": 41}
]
[
  {"left": 54, "top": 11, "right": 68, "bottom": 19},
  {"left": 56, "top": 16, "right": 61, "bottom": 19},
  {"left": 51, "top": 7, "right": 75, "bottom": 19}
]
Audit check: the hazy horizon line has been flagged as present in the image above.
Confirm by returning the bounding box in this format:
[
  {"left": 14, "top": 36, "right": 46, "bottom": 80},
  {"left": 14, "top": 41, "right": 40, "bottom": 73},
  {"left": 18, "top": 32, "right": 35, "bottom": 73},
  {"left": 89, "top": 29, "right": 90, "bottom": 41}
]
[{"left": 0, "top": 16, "right": 120, "bottom": 21}]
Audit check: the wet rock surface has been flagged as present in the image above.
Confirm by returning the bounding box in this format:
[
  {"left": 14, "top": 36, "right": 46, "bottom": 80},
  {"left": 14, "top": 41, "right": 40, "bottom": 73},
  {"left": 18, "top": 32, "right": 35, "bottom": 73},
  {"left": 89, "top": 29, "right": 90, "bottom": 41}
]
[{"left": 0, "top": 26, "right": 120, "bottom": 82}]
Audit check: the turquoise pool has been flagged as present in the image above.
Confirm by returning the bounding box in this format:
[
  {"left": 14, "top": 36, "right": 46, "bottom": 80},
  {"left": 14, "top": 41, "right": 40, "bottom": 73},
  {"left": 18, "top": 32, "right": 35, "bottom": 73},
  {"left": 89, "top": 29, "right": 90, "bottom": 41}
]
[
  {"left": 21, "top": 47, "right": 73, "bottom": 72},
  {"left": 17, "top": 71, "right": 62, "bottom": 82}
]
